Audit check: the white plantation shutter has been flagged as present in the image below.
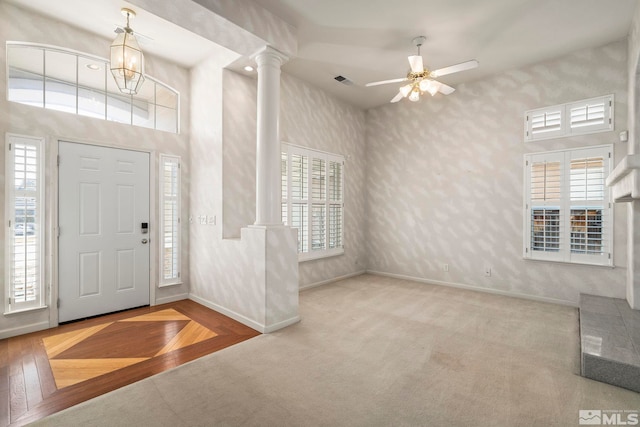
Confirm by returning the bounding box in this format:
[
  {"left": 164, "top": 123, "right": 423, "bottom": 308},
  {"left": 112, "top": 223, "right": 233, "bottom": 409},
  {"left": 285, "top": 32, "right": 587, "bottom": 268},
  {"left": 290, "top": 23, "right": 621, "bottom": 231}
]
[
  {"left": 328, "top": 159, "right": 343, "bottom": 249},
  {"left": 281, "top": 152, "right": 288, "bottom": 225},
  {"left": 525, "top": 95, "right": 613, "bottom": 141},
  {"left": 526, "top": 108, "right": 564, "bottom": 140},
  {"left": 6, "top": 134, "right": 45, "bottom": 312},
  {"left": 311, "top": 158, "right": 326, "bottom": 251},
  {"left": 569, "top": 97, "right": 611, "bottom": 134},
  {"left": 282, "top": 144, "right": 344, "bottom": 261},
  {"left": 524, "top": 145, "right": 612, "bottom": 266},
  {"left": 568, "top": 149, "right": 609, "bottom": 264},
  {"left": 159, "top": 155, "right": 181, "bottom": 285},
  {"left": 289, "top": 152, "right": 309, "bottom": 253},
  {"left": 527, "top": 153, "right": 564, "bottom": 260}
]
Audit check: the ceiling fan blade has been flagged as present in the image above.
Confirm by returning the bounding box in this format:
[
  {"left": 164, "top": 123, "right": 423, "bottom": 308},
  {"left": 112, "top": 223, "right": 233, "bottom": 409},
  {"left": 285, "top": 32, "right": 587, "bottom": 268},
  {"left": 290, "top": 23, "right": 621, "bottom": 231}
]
[
  {"left": 408, "top": 55, "right": 424, "bottom": 73},
  {"left": 438, "top": 82, "right": 456, "bottom": 95},
  {"left": 431, "top": 60, "right": 478, "bottom": 78},
  {"left": 390, "top": 91, "right": 404, "bottom": 103},
  {"left": 365, "top": 78, "right": 408, "bottom": 87}
]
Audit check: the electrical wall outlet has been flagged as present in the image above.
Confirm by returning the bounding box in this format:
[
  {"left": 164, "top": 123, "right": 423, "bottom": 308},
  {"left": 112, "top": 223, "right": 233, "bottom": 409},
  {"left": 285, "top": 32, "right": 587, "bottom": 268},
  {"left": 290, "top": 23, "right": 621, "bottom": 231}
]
[{"left": 484, "top": 266, "right": 491, "bottom": 277}]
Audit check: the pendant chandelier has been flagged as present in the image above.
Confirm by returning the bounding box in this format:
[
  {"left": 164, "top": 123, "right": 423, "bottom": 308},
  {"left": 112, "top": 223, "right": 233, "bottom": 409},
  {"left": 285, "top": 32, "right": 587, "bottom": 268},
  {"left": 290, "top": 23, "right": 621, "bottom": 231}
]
[{"left": 110, "top": 8, "right": 145, "bottom": 95}]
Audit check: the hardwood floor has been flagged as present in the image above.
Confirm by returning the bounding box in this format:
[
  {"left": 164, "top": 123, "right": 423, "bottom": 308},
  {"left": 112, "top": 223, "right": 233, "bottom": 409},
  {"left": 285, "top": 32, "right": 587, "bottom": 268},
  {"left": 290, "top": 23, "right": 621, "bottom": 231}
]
[{"left": 0, "top": 300, "right": 260, "bottom": 426}]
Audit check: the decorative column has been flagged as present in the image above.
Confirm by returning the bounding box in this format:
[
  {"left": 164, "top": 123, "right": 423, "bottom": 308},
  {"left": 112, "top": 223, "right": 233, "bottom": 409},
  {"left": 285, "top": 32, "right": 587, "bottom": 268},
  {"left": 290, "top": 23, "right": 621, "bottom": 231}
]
[{"left": 254, "top": 46, "right": 288, "bottom": 226}]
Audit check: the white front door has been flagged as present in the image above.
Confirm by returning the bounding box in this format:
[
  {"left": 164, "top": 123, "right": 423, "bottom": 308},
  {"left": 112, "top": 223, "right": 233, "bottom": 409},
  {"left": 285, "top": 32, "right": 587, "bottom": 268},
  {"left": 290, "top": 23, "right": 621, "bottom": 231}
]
[{"left": 58, "top": 141, "right": 150, "bottom": 322}]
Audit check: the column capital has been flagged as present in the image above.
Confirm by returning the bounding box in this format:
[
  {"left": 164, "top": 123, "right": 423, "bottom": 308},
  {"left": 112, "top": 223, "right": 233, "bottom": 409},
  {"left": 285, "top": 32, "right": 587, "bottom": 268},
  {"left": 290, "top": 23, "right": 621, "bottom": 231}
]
[{"left": 252, "top": 45, "right": 289, "bottom": 67}]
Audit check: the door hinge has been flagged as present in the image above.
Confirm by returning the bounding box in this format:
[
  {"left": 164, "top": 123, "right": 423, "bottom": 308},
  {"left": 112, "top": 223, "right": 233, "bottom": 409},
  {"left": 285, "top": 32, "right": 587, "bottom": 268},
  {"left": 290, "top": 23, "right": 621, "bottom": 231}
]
[
  {"left": 8, "top": 297, "right": 11, "bottom": 305},
  {"left": 57, "top": 227, "right": 61, "bottom": 238},
  {"left": 608, "top": 253, "right": 611, "bottom": 259},
  {"left": 57, "top": 155, "right": 61, "bottom": 166},
  {"left": 8, "top": 219, "right": 11, "bottom": 228},
  {"left": 57, "top": 298, "right": 60, "bottom": 308},
  {"left": 178, "top": 272, "right": 181, "bottom": 278},
  {"left": 8, "top": 143, "right": 12, "bottom": 151}
]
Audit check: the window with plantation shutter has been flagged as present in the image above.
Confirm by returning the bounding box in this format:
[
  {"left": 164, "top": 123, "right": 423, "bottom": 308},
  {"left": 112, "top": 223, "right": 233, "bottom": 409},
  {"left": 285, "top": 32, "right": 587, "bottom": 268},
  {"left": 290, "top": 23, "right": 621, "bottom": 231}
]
[
  {"left": 159, "top": 155, "right": 181, "bottom": 286},
  {"left": 525, "top": 95, "right": 613, "bottom": 142},
  {"left": 568, "top": 97, "right": 611, "bottom": 134},
  {"left": 5, "top": 134, "right": 45, "bottom": 312},
  {"left": 282, "top": 144, "right": 344, "bottom": 261},
  {"left": 527, "top": 108, "right": 564, "bottom": 140},
  {"left": 524, "top": 145, "right": 612, "bottom": 266}
]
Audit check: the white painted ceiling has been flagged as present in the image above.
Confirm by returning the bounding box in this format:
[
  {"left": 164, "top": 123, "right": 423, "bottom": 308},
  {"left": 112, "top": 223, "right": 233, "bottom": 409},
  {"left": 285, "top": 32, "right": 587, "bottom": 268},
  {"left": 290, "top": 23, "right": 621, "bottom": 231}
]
[{"left": 7, "top": 0, "right": 639, "bottom": 110}]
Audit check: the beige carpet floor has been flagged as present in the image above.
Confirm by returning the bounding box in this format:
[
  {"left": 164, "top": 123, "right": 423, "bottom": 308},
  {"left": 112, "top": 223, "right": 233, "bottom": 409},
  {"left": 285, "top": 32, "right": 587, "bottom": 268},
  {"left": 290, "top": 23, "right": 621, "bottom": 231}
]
[{"left": 34, "top": 274, "right": 640, "bottom": 426}]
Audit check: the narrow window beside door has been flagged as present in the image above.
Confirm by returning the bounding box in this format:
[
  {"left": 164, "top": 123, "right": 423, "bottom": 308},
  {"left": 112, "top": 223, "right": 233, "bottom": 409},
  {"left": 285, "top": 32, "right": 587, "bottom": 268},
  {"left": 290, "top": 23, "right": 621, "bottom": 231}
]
[
  {"left": 159, "top": 155, "right": 181, "bottom": 286},
  {"left": 5, "top": 134, "right": 45, "bottom": 312}
]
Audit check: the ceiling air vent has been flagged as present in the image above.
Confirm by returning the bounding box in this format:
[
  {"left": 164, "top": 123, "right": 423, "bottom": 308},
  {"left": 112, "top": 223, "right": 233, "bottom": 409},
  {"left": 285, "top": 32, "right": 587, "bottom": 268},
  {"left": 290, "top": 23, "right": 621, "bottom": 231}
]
[{"left": 334, "top": 75, "right": 354, "bottom": 86}]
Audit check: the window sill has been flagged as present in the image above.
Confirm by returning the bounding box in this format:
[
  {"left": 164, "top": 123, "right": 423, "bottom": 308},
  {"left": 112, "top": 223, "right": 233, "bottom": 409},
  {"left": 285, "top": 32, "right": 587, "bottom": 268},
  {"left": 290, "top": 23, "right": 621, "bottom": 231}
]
[
  {"left": 299, "top": 248, "right": 344, "bottom": 263},
  {"left": 523, "top": 257, "right": 614, "bottom": 268},
  {"left": 158, "top": 281, "right": 183, "bottom": 288},
  {"left": 4, "top": 305, "right": 48, "bottom": 316}
]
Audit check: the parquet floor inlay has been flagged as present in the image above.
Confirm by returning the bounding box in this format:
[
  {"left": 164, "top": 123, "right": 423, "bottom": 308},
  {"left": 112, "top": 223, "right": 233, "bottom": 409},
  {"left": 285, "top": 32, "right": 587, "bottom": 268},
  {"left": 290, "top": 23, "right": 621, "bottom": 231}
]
[
  {"left": 0, "top": 300, "right": 260, "bottom": 427},
  {"left": 42, "top": 309, "right": 218, "bottom": 389}
]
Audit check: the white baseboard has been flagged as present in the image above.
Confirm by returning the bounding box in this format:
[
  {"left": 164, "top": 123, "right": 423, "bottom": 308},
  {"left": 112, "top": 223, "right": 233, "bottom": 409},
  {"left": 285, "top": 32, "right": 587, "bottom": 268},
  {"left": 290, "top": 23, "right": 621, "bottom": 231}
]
[
  {"left": 299, "top": 270, "right": 366, "bottom": 291},
  {"left": 188, "top": 294, "right": 265, "bottom": 332},
  {"left": 0, "top": 320, "right": 50, "bottom": 340},
  {"left": 188, "top": 294, "right": 302, "bottom": 333},
  {"left": 264, "top": 315, "right": 301, "bottom": 333},
  {"left": 155, "top": 293, "right": 189, "bottom": 306},
  {"left": 366, "top": 270, "right": 577, "bottom": 307}
]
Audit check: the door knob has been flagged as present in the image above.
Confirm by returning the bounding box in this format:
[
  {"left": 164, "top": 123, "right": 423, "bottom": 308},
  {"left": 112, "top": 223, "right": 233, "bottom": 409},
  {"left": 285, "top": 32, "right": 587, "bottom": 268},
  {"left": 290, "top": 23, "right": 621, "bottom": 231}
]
[{"left": 141, "top": 239, "right": 148, "bottom": 244}]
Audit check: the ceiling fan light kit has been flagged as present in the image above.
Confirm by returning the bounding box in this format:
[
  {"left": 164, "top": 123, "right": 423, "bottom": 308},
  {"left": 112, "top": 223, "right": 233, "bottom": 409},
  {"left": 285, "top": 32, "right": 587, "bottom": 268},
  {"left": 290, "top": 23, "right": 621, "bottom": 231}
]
[
  {"left": 366, "top": 35, "right": 478, "bottom": 104},
  {"left": 110, "top": 8, "right": 145, "bottom": 95}
]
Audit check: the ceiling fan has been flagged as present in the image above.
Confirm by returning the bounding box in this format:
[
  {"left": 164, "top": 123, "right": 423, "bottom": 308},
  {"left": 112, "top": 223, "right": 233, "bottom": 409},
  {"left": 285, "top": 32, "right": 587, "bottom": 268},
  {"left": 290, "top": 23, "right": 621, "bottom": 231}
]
[{"left": 366, "top": 36, "right": 478, "bottom": 103}]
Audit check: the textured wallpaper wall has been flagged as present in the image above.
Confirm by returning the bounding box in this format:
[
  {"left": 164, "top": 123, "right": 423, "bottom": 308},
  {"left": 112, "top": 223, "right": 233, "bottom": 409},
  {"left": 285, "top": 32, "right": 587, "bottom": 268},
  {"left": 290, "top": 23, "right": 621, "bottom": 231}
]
[
  {"left": 190, "top": 56, "right": 299, "bottom": 332},
  {"left": 625, "top": 0, "right": 640, "bottom": 306},
  {"left": 222, "top": 70, "right": 257, "bottom": 238},
  {"left": 366, "top": 39, "right": 629, "bottom": 305},
  {"left": 221, "top": 70, "right": 368, "bottom": 288},
  {"left": 281, "top": 74, "right": 368, "bottom": 287},
  {"left": 0, "top": 3, "right": 192, "bottom": 337},
  {"left": 189, "top": 54, "right": 264, "bottom": 326}
]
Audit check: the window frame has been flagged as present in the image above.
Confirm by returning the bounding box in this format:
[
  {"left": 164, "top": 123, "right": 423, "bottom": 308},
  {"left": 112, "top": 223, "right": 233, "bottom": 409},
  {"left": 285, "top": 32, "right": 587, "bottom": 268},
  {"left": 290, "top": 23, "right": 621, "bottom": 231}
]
[
  {"left": 282, "top": 143, "right": 345, "bottom": 262},
  {"left": 159, "top": 154, "right": 181, "bottom": 287},
  {"left": 523, "top": 145, "right": 613, "bottom": 267},
  {"left": 5, "top": 133, "right": 46, "bottom": 314},
  {"left": 525, "top": 95, "right": 613, "bottom": 142},
  {"left": 6, "top": 42, "right": 180, "bottom": 134}
]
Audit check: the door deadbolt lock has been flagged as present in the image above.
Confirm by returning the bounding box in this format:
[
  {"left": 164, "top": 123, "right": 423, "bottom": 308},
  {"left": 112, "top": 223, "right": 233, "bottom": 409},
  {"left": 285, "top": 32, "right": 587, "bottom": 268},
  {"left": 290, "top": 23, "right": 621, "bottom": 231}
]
[{"left": 141, "top": 239, "right": 148, "bottom": 244}]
